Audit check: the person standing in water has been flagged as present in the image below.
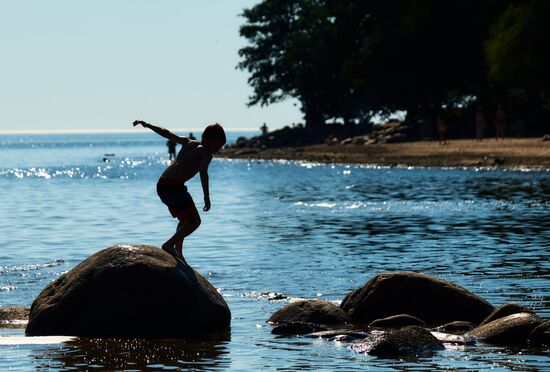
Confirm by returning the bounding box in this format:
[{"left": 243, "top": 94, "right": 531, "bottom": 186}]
[
  {"left": 133, "top": 120, "right": 226, "bottom": 263},
  {"left": 167, "top": 139, "right": 177, "bottom": 162}
]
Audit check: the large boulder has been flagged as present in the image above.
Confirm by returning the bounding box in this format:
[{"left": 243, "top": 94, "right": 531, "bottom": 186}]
[
  {"left": 468, "top": 312, "right": 543, "bottom": 345},
  {"left": 351, "top": 326, "right": 444, "bottom": 357},
  {"left": 26, "top": 245, "right": 231, "bottom": 338},
  {"left": 340, "top": 272, "right": 494, "bottom": 325},
  {"left": 479, "top": 303, "right": 534, "bottom": 326},
  {"left": 268, "top": 300, "right": 350, "bottom": 326}
]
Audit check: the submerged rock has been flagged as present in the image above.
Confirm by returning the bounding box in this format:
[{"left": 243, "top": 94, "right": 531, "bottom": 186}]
[
  {"left": 351, "top": 326, "right": 444, "bottom": 357},
  {"left": 436, "top": 321, "right": 476, "bottom": 334},
  {"left": 369, "top": 314, "right": 426, "bottom": 328},
  {"left": 26, "top": 245, "right": 231, "bottom": 338},
  {"left": 479, "top": 303, "right": 535, "bottom": 326},
  {"left": 271, "top": 321, "right": 327, "bottom": 335},
  {"left": 529, "top": 321, "right": 550, "bottom": 345},
  {"left": 306, "top": 329, "right": 368, "bottom": 340},
  {"left": 468, "top": 312, "right": 543, "bottom": 345},
  {"left": 268, "top": 300, "right": 350, "bottom": 326},
  {"left": 341, "top": 272, "right": 493, "bottom": 326},
  {"left": 430, "top": 331, "right": 475, "bottom": 346}
]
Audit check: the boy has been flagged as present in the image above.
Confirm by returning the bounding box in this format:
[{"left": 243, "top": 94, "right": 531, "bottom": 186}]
[{"left": 133, "top": 120, "right": 226, "bottom": 263}]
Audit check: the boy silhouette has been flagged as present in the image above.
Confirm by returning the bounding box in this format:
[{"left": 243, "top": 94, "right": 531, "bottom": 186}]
[{"left": 133, "top": 120, "right": 226, "bottom": 263}]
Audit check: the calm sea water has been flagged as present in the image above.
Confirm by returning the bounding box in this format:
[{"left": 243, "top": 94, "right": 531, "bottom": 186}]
[{"left": 0, "top": 132, "right": 549, "bottom": 370}]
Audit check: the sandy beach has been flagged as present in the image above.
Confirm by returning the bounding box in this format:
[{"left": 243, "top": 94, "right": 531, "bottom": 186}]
[{"left": 221, "top": 138, "right": 550, "bottom": 169}]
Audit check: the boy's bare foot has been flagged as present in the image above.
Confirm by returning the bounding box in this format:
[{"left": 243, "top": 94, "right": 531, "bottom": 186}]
[{"left": 162, "top": 243, "right": 186, "bottom": 265}]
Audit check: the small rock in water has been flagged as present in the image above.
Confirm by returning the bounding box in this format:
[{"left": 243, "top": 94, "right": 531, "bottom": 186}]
[
  {"left": 430, "top": 331, "right": 475, "bottom": 346},
  {"left": 468, "top": 312, "right": 544, "bottom": 345},
  {"left": 528, "top": 321, "right": 550, "bottom": 346},
  {"left": 479, "top": 303, "right": 535, "bottom": 326},
  {"left": 351, "top": 326, "right": 444, "bottom": 357},
  {"left": 271, "top": 322, "right": 327, "bottom": 335},
  {"left": 436, "top": 321, "right": 476, "bottom": 334},
  {"left": 305, "top": 329, "right": 368, "bottom": 340},
  {"left": 0, "top": 306, "right": 30, "bottom": 329},
  {"left": 369, "top": 314, "right": 426, "bottom": 329},
  {"left": 268, "top": 300, "right": 350, "bottom": 325},
  {"left": 261, "top": 292, "right": 287, "bottom": 301}
]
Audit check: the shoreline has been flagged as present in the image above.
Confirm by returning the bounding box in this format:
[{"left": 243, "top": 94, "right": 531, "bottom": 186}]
[{"left": 220, "top": 138, "right": 550, "bottom": 170}]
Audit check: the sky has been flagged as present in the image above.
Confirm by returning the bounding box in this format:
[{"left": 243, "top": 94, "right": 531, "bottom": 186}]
[{"left": 0, "top": 1, "right": 302, "bottom": 133}]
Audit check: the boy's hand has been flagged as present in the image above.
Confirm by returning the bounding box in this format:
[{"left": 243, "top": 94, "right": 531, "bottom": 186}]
[
  {"left": 133, "top": 120, "right": 146, "bottom": 127},
  {"left": 203, "top": 197, "right": 211, "bottom": 212}
]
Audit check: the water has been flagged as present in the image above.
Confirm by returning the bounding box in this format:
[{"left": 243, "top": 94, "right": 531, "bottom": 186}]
[{"left": 1, "top": 133, "right": 549, "bottom": 370}]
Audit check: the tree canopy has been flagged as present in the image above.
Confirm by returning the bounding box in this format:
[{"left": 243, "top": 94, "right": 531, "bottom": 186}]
[{"left": 238, "top": 0, "right": 549, "bottom": 133}]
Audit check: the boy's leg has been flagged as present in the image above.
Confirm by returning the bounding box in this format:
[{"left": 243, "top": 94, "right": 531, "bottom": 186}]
[
  {"left": 175, "top": 219, "right": 185, "bottom": 258},
  {"left": 162, "top": 206, "right": 201, "bottom": 259}
]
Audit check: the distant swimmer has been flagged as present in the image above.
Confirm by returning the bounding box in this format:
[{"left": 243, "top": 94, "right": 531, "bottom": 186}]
[
  {"left": 133, "top": 120, "right": 226, "bottom": 264},
  {"left": 167, "top": 139, "right": 177, "bottom": 161}
]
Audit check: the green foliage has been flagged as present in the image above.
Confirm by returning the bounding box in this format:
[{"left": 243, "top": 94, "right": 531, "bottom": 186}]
[
  {"left": 485, "top": 0, "right": 550, "bottom": 92},
  {"left": 238, "top": 0, "right": 548, "bottom": 131}
]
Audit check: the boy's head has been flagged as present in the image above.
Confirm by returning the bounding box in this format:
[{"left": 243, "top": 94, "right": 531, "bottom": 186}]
[{"left": 202, "top": 123, "right": 226, "bottom": 154}]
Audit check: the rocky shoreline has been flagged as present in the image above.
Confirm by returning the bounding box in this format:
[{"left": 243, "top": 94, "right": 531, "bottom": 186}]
[
  {"left": 1, "top": 255, "right": 548, "bottom": 358},
  {"left": 220, "top": 138, "right": 550, "bottom": 169},
  {"left": 267, "top": 272, "right": 549, "bottom": 357}
]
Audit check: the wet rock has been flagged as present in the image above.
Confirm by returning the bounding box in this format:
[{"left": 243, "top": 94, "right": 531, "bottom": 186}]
[
  {"left": 430, "top": 331, "right": 475, "bottom": 346},
  {"left": 271, "top": 322, "right": 327, "bottom": 335},
  {"left": 528, "top": 321, "right": 550, "bottom": 345},
  {"left": 234, "top": 149, "right": 259, "bottom": 156},
  {"left": 468, "top": 312, "right": 543, "bottom": 345},
  {"left": 26, "top": 245, "right": 231, "bottom": 338},
  {"left": 341, "top": 272, "right": 493, "bottom": 326},
  {"left": 306, "top": 329, "right": 368, "bottom": 340},
  {"left": 436, "top": 321, "right": 476, "bottom": 334},
  {"left": 351, "top": 326, "right": 444, "bottom": 357},
  {"left": 369, "top": 314, "right": 426, "bottom": 328},
  {"left": 0, "top": 306, "right": 30, "bottom": 328},
  {"left": 261, "top": 292, "right": 287, "bottom": 301},
  {"left": 479, "top": 303, "right": 535, "bottom": 326},
  {"left": 268, "top": 300, "right": 350, "bottom": 326}
]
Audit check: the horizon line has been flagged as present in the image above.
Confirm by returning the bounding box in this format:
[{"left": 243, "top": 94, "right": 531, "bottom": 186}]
[{"left": 0, "top": 128, "right": 259, "bottom": 135}]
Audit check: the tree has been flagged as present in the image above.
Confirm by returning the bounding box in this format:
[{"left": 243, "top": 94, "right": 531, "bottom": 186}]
[
  {"left": 239, "top": 0, "right": 351, "bottom": 128},
  {"left": 485, "top": 0, "right": 550, "bottom": 102}
]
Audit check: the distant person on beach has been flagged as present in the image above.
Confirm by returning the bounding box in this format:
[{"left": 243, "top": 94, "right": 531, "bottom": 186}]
[
  {"left": 260, "top": 122, "right": 268, "bottom": 136},
  {"left": 133, "top": 120, "right": 226, "bottom": 263},
  {"left": 494, "top": 105, "right": 507, "bottom": 141},
  {"left": 475, "top": 107, "right": 487, "bottom": 141},
  {"left": 167, "top": 139, "right": 177, "bottom": 161},
  {"left": 189, "top": 132, "right": 196, "bottom": 140},
  {"left": 436, "top": 112, "right": 448, "bottom": 145}
]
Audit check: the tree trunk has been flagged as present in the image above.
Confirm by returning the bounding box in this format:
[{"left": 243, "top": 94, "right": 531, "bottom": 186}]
[{"left": 304, "top": 104, "right": 325, "bottom": 129}]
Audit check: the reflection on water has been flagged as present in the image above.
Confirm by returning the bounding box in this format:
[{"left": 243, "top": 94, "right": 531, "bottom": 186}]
[
  {"left": 0, "top": 134, "right": 549, "bottom": 370},
  {"left": 19, "top": 337, "right": 229, "bottom": 370}
]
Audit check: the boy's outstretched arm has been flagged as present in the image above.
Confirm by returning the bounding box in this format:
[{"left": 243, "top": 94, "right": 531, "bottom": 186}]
[
  {"left": 133, "top": 120, "right": 188, "bottom": 145},
  {"left": 199, "top": 151, "right": 213, "bottom": 212}
]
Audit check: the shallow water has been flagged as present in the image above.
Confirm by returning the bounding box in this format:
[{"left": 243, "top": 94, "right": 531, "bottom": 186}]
[{"left": 0, "top": 133, "right": 549, "bottom": 370}]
